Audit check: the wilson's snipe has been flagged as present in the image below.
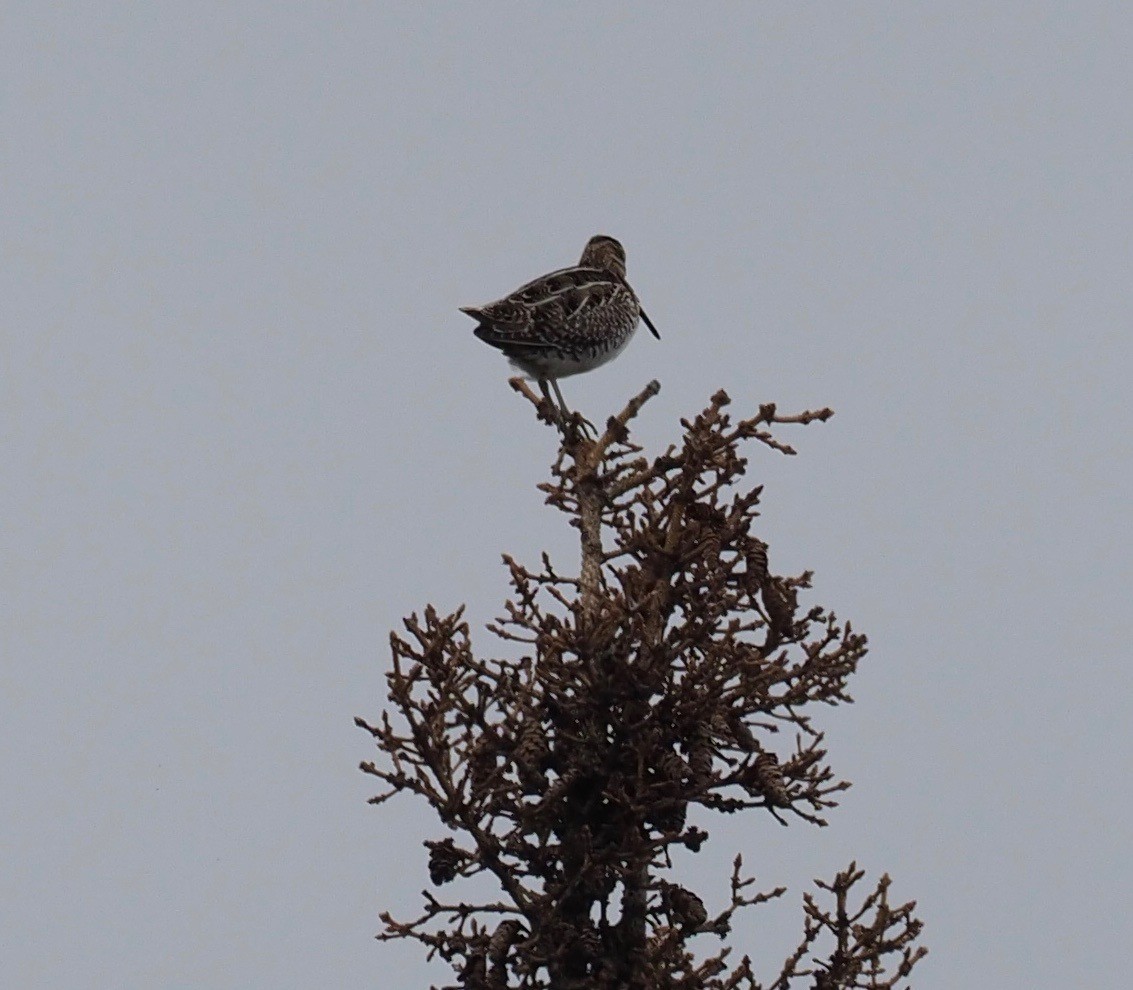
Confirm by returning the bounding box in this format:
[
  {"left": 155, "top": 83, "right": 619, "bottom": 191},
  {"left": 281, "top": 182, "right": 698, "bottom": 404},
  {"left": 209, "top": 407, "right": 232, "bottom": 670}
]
[{"left": 461, "top": 235, "right": 660, "bottom": 430}]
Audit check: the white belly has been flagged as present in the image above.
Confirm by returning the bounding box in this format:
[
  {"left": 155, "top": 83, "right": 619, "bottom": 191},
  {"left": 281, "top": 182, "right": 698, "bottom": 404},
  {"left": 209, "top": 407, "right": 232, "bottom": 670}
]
[{"left": 509, "top": 327, "right": 637, "bottom": 380}]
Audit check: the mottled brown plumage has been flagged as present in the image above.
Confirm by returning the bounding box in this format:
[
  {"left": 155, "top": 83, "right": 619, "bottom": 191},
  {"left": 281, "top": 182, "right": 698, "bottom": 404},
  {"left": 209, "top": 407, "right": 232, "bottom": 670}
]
[{"left": 462, "top": 235, "right": 659, "bottom": 429}]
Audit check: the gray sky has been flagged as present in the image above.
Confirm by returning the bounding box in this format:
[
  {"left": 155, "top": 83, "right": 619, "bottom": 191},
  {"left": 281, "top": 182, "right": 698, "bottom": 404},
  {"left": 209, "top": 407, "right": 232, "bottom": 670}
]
[{"left": 4, "top": 4, "right": 1131, "bottom": 987}]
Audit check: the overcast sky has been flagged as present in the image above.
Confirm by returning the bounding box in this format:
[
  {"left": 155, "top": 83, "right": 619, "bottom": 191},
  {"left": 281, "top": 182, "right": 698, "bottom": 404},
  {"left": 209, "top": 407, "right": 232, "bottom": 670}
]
[{"left": 4, "top": 4, "right": 1131, "bottom": 988}]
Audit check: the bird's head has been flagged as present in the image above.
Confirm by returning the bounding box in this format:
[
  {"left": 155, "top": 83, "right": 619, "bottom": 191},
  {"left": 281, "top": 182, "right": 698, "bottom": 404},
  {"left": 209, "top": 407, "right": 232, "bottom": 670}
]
[
  {"left": 580, "top": 234, "right": 660, "bottom": 339},
  {"left": 580, "top": 234, "right": 627, "bottom": 280}
]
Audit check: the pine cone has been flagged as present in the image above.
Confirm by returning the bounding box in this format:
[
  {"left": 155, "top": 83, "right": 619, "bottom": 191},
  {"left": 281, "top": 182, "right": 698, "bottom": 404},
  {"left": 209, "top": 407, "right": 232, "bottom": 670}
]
[
  {"left": 650, "top": 799, "right": 688, "bottom": 834},
  {"left": 487, "top": 919, "right": 524, "bottom": 967},
  {"left": 426, "top": 837, "right": 463, "bottom": 885},
  {"left": 681, "top": 826, "right": 709, "bottom": 852},
  {"left": 753, "top": 751, "right": 790, "bottom": 806},
  {"left": 514, "top": 723, "right": 550, "bottom": 788},
  {"left": 761, "top": 575, "right": 798, "bottom": 648},
  {"left": 657, "top": 749, "right": 689, "bottom": 788},
  {"left": 746, "top": 541, "right": 770, "bottom": 584},
  {"left": 710, "top": 711, "right": 755, "bottom": 751},
  {"left": 726, "top": 712, "right": 756, "bottom": 750},
  {"left": 664, "top": 883, "right": 709, "bottom": 931},
  {"left": 467, "top": 735, "right": 499, "bottom": 798},
  {"left": 687, "top": 737, "right": 714, "bottom": 782}
]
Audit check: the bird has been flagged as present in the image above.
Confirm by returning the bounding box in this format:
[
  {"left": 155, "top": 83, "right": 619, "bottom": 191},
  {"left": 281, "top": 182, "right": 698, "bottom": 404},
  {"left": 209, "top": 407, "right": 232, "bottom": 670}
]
[{"left": 461, "top": 234, "right": 660, "bottom": 431}]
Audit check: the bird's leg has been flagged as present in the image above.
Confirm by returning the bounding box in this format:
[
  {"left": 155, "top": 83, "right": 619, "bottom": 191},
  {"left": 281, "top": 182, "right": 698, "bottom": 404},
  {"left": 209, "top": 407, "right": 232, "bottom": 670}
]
[
  {"left": 537, "top": 378, "right": 564, "bottom": 429},
  {"left": 551, "top": 379, "right": 597, "bottom": 439},
  {"left": 550, "top": 379, "right": 571, "bottom": 424}
]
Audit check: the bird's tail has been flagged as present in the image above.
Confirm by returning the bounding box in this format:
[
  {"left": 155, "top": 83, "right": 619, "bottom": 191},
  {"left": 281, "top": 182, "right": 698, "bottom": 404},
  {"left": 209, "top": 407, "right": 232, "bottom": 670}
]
[{"left": 460, "top": 306, "right": 496, "bottom": 343}]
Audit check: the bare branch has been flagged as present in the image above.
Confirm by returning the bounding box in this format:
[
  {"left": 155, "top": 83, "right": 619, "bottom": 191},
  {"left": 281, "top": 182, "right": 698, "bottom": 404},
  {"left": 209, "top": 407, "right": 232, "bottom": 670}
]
[{"left": 357, "top": 384, "right": 926, "bottom": 989}]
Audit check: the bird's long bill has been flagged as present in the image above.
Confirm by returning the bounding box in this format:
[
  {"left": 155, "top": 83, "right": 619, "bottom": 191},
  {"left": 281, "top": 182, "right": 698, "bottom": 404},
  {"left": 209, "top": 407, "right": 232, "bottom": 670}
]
[{"left": 640, "top": 308, "right": 661, "bottom": 339}]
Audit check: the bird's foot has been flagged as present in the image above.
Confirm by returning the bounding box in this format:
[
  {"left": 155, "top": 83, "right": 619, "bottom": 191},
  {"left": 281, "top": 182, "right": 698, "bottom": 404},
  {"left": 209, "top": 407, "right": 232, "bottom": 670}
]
[
  {"left": 533, "top": 395, "right": 561, "bottom": 429},
  {"left": 565, "top": 412, "right": 598, "bottom": 441}
]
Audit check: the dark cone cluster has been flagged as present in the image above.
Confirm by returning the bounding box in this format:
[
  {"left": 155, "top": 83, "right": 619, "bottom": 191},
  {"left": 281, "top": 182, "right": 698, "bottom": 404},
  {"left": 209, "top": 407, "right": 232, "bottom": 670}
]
[{"left": 357, "top": 383, "right": 926, "bottom": 989}]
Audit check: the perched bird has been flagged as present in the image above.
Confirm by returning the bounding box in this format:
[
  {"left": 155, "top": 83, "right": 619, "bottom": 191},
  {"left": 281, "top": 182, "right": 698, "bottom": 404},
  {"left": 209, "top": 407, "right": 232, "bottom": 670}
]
[{"left": 461, "top": 235, "right": 660, "bottom": 430}]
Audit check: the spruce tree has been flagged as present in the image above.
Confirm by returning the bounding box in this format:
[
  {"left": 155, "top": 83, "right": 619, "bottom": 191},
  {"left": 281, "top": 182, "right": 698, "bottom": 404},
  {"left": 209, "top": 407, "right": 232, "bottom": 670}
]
[{"left": 357, "top": 381, "right": 927, "bottom": 989}]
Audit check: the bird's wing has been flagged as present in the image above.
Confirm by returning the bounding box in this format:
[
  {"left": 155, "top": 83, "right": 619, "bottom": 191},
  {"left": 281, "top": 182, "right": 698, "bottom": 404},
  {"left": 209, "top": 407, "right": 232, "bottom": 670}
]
[{"left": 462, "top": 265, "right": 637, "bottom": 351}]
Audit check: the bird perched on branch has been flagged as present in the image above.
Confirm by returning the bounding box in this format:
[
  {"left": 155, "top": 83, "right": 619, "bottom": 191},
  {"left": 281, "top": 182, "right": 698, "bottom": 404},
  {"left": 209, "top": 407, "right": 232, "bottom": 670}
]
[{"left": 461, "top": 235, "right": 660, "bottom": 431}]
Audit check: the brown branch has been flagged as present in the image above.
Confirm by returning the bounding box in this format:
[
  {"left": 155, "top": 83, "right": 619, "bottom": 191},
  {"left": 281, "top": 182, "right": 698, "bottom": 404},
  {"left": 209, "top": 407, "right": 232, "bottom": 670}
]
[{"left": 357, "top": 383, "right": 925, "bottom": 990}]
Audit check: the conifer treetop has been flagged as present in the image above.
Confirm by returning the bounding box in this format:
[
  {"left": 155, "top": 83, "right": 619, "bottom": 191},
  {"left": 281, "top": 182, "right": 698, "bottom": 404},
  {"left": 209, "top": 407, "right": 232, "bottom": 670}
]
[{"left": 358, "top": 382, "right": 926, "bottom": 990}]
